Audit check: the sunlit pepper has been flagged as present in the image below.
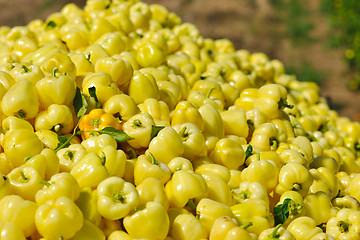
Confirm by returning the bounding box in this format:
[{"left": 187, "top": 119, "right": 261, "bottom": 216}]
[
  {"left": 95, "top": 57, "right": 133, "bottom": 87},
  {"left": 275, "top": 191, "right": 305, "bottom": 227},
  {"left": 210, "top": 215, "right": 256, "bottom": 240},
  {"left": 36, "top": 73, "right": 77, "bottom": 109},
  {"left": 0, "top": 221, "right": 26, "bottom": 240},
  {"left": 123, "top": 201, "right": 169, "bottom": 240},
  {"left": 199, "top": 103, "right": 225, "bottom": 139},
  {"left": 79, "top": 108, "right": 121, "bottom": 140},
  {"left": 81, "top": 133, "right": 117, "bottom": 153},
  {"left": 82, "top": 44, "right": 110, "bottom": 63},
  {"left": 0, "top": 195, "right": 38, "bottom": 237},
  {"left": 1, "top": 79, "right": 39, "bottom": 119},
  {"left": 41, "top": 53, "right": 77, "bottom": 80},
  {"left": 275, "top": 162, "right": 313, "bottom": 197},
  {"left": 221, "top": 108, "right": 249, "bottom": 138},
  {"left": 35, "top": 172, "right": 80, "bottom": 205},
  {"left": 35, "top": 196, "right": 83, "bottom": 239},
  {"left": 232, "top": 181, "right": 269, "bottom": 207},
  {"left": 231, "top": 201, "right": 274, "bottom": 236},
  {"left": 122, "top": 112, "right": 155, "bottom": 149},
  {"left": 56, "top": 143, "right": 87, "bottom": 172},
  {"left": 326, "top": 208, "right": 360, "bottom": 239},
  {"left": 171, "top": 100, "right": 204, "bottom": 131},
  {"left": 304, "top": 191, "right": 338, "bottom": 226},
  {"left": 258, "top": 225, "right": 295, "bottom": 240},
  {"left": 134, "top": 153, "right": 171, "bottom": 186},
  {"left": 35, "top": 129, "right": 61, "bottom": 150},
  {"left": 68, "top": 52, "right": 95, "bottom": 77},
  {"left": 309, "top": 167, "right": 341, "bottom": 199},
  {"left": 148, "top": 126, "right": 185, "bottom": 165},
  {"left": 138, "top": 98, "right": 170, "bottom": 126},
  {"left": 165, "top": 169, "right": 208, "bottom": 208},
  {"left": 128, "top": 71, "right": 160, "bottom": 104},
  {"left": 241, "top": 159, "right": 279, "bottom": 194},
  {"left": 95, "top": 32, "right": 128, "bottom": 56},
  {"left": 3, "top": 128, "right": 44, "bottom": 167},
  {"left": 209, "top": 138, "right": 245, "bottom": 170},
  {"left": 35, "top": 104, "right": 74, "bottom": 135},
  {"left": 103, "top": 94, "right": 139, "bottom": 122},
  {"left": 97, "top": 176, "right": 139, "bottom": 220},
  {"left": 70, "top": 152, "right": 109, "bottom": 189},
  {"left": 10, "top": 63, "right": 44, "bottom": 84},
  {"left": 170, "top": 211, "right": 209, "bottom": 240},
  {"left": 168, "top": 157, "right": 194, "bottom": 173},
  {"left": 136, "top": 177, "right": 169, "bottom": 210},
  {"left": 82, "top": 71, "right": 121, "bottom": 105},
  {"left": 286, "top": 216, "right": 324, "bottom": 240}
]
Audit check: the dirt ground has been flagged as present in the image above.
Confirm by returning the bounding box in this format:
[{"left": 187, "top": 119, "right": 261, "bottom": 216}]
[{"left": 0, "top": 0, "right": 359, "bottom": 120}]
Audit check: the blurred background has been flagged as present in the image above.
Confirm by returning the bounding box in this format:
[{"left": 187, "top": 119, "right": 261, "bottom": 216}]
[{"left": 0, "top": 0, "right": 359, "bottom": 120}]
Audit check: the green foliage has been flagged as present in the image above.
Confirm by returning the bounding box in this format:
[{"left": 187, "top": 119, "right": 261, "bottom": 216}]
[
  {"left": 286, "top": 62, "right": 325, "bottom": 85},
  {"left": 321, "top": 0, "right": 360, "bottom": 89}
]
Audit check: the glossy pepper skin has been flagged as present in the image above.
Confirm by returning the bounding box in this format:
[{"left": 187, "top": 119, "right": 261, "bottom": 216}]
[
  {"left": 102, "top": 94, "right": 140, "bottom": 122},
  {"left": 79, "top": 108, "right": 121, "bottom": 140},
  {"left": 97, "top": 176, "right": 139, "bottom": 220},
  {"left": 165, "top": 169, "right": 208, "bottom": 208},
  {"left": 171, "top": 100, "right": 204, "bottom": 131},
  {"left": 1, "top": 79, "right": 39, "bottom": 119},
  {"left": 0, "top": 221, "right": 26, "bottom": 240},
  {"left": 0, "top": 195, "right": 38, "bottom": 237},
  {"left": 128, "top": 70, "right": 160, "bottom": 104},
  {"left": 148, "top": 126, "right": 185, "bottom": 165},
  {"left": 326, "top": 208, "right": 360, "bottom": 239},
  {"left": 122, "top": 201, "right": 168, "bottom": 240},
  {"left": 35, "top": 196, "right": 83, "bottom": 240},
  {"left": 209, "top": 216, "right": 254, "bottom": 240}
]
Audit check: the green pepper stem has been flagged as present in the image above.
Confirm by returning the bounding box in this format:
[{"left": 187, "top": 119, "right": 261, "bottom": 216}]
[
  {"left": 39, "top": 180, "right": 51, "bottom": 188},
  {"left": 337, "top": 220, "right": 350, "bottom": 233},
  {"left": 206, "top": 86, "right": 216, "bottom": 98},
  {"left": 240, "top": 222, "right": 253, "bottom": 229},
  {"left": 148, "top": 152, "right": 158, "bottom": 165},
  {"left": 21, "top": 65, "right": 30, "bottom": 73},
  {"left": 20, "top": 172, "right": 28, "bottom": 182},
  {"left": 292, "top": 183, "right": 302, "bottom": 192},
  {"left": 268, "top": 224, "right": 282, "bottom": 239},
  {"left": 113, "top": 192, "right": 125, "bottom": 203}
]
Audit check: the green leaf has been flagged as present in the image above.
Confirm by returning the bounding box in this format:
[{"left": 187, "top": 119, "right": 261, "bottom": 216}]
[
  {"left": 245, "top": 145, "right": 253, "bottom": 159},
  {"left": 56, "top": 135, "right": 70, "bottom": 150},
  {"left": 150, "top": 125, "right": 165, "bottom": 140},
  {"left": 97, "top": 127, "right": 134, "bottom": 143},
  {"left": 45, "top": 20, "right": 57, "bottom": 30},
  {"left": 273, "top": 198, "right": 292, "bottom": 225},
  {"left": 73, "top": 87, "right": 88, "bottom": 118}
]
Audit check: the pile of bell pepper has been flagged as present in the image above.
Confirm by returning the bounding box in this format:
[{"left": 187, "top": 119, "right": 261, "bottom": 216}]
[{"left": 0, "top": 0, "right": 360, "bottom": 239}]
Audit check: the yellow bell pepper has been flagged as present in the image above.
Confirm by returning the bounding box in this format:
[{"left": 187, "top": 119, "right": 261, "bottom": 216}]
[
  {"left": 95, "top": 32, "right": 127, "bottom": 56},
  {"left": 326, "top": 208, "right": 360, "bottom": 239},
  {"left": 35, "top": 104, "right": 75, "bottom": 135},
  {"left": 82, "top": 71, "right": 121, "bottom": 105},
  {"left": 170, "top": 212, "right": 209, "bottom": 240},
  {"left": 275, "top": 191, "right": 305, "bottom": 227},
  {"left": 148, "top": 126, "right": 185, "bottom": 165},
  {"left": 0, "top": 195, "right": 38, "bottom": 237},
  {"left": 35, "top": 129, "right": 61, "bottom": 150},
  {"left": 7, "top": 166, "right": 43, "bottom": 201},
  {"left": 165, "top": 169, "right": 208, "bottom": 208},
  {"left": 41, "top": 53, "right": 77, "bottom": 80},
  {"left": 94, "top": 57, "right": 133, "bottom": 87},
  {"left": 286, "top": 216, "right": 324, "bottom": 240},
  {"left": 35, "top": 172, "right": 80, "bottom": 205},
  {"left": 171, "top": 100, "right": 204, "bottom": 131},
  {"left": 258, "top": 225, "right": 295, "bottom": 240},
  {"left": 221, "top": 108, "right": 249, "bottom": 138},
  {"left": 157, "top": 80, "right": 182, "bottom": 110},
  {"left": 68, "top": 52, "right": 95, "bottom": 77},
  {"left": 195, "top": 162, "right": 231, "bottom": 183},
  {"left": 103, "top": 94, "right": 140, "bottom": 122},
  {"left": 82, "top": 44, "right": 110, "bottom": 63},
  {"left": 136, "top": 177, "right": 169, "bottom": 210},
  {"left": 241, "top": 159, "right": 279, "bottom": 194},
  {"left": 332, "top": 195, "right": 360, "bottom": 211},
  {"left": 309, "top": 167, "right": 341, "bottom": 199},
  {"left": 168, "top": 157, "right": 194, "bottom": 173},
  {"left": 122, "top": 112, "right": 155, "bottom": 149},
  {"left": 0, "top": 221, "right": 26, "bottom": 240},
  {"left": 275, "top": 162, "right": 314, "bottom": 197},
  {"left": 231, "top": 201, "right": 274, "bottom": 236},
  {"left": 36, "top": 73, "right": 77, "bottom": 109},
  {"left": 97, "top": 176, "right": 139, "bottom": 220},
  {"left": 197, "top": 198, "right": 234, "bottom": 232},
  {"left": 187, "top": 89, "right": 224, "bottom": 110},
  {"left": 1, "top": 79, "right": 39, "bottom": 119},
  {"left": 79, "top": 108, "right": 121, "bottom": 140},
  {"left": 28, "top": 148, "right": 60, "bottom": 180},
  {"left": 233, "top": 181, "right": 269, "bottom": 207},
  {"left": 128, "top": 70, "right": 160, "bottom": 104},
  {"left": 198, "top": 103, "right": 225, "bottom": 139},
  {"left": 134, "top": 153, "right": 171, "bottom": 186},
  {"left": 209, "top": 138, "right": 245, "bottom": 170},
  {"left": 138, "top": 98, "right": 171, "bottom": 126},
  {"left": 56, "top": 143, "right": 87, "bottom": 172},
  {"left": 35, "top": 196, "right": 83, "bottom": 239},
  {"left": 70, "top": 152, "right": 109, "bottom": 189},
  {"left": 123, "top": 201, "right": 169, "bottom": 240},
  {"left": 75, "top": 187, "right": 102, "bottom": 226},
  {"left": 136, "top": 42, "right": 166, "bottom": 68},
  {"left": 209, "top": 216, "right": 254, "bottom": 240},
  {"left": 303, "top": 191, "right": 338, "bottom": 226},
  {"left": 10, "top": 63, "right": 44, "bottom": 84}
]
